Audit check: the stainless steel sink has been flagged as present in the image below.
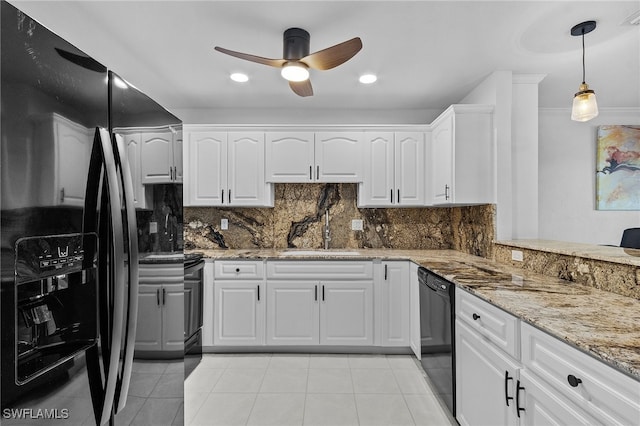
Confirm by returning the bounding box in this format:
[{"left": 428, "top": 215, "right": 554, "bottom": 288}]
[{"left": 281, "top": 250, "right": 361, "bottom": 256}]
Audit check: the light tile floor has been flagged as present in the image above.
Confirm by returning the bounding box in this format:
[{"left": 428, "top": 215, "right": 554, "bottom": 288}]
[
  {"left": 2, "top": 357, "right": 183, "bottom": 425},
  {"left": 185, "top": 354, "right": 454, "bottom": 426}
]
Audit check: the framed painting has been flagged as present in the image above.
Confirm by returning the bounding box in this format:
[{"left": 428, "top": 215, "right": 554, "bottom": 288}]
[{"left": 596, "top": 125, "right": 640, "bottom": 210}]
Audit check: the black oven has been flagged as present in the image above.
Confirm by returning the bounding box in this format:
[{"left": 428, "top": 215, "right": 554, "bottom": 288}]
[
  {"left": 184, "top": 254, "right": 204, "bottom": 378},
  {"left": 418, "top": 266, "right": 455, "bottom": 417}
]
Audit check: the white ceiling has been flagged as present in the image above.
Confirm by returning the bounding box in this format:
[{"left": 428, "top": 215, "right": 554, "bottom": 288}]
[{"left": 10, "top": 1, "right": 640, "bottom": 120}]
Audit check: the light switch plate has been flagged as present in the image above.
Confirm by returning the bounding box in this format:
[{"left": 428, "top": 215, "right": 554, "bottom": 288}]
[
  {"left": 221, "top": 218, "right": 229, "bottom": 230},
  {"left": 351, "top": 219, "right": 363, "bottom": 231},
  {"left": 511, "top": 250, "right": 523, "bottom": 262},
  {"left": 149, "top": 222, "right": 158, "bottom": 234}
]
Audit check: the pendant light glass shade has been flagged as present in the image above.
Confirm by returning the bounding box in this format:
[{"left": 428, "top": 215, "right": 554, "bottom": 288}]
[
  {"left": 571, "top": 83, "right": 599, "bottom": 121},
  {"left": 570, "top": 21, "right": 598, "bottom": 122}
]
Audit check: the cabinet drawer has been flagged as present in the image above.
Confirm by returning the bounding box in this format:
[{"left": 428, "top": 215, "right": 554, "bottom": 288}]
[
  {"left": 214, "top": 260, "right": 264, "bottom": 279},
  {"left": 521, "top": 322, "right": 640, "bottom": 425},
  {"left": 455, "top": 288, "right": 519, "bottom": 359},
  {"left": 266, "top": 261, "right": 373, "bottom": 280}
]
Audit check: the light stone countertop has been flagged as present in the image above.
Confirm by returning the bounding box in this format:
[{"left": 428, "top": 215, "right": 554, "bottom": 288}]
[{"left": 189, "top": 248, "right": 640, "bottom": 381}]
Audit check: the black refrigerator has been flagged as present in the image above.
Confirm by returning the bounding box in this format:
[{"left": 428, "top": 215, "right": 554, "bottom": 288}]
[{"left": 1, "top": 2, "right": 182, "bottom": 424}]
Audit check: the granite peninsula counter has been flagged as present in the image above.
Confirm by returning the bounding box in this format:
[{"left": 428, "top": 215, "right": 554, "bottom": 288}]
[{"left": 189, "top": 248, "right": 640, "bottom": 381}]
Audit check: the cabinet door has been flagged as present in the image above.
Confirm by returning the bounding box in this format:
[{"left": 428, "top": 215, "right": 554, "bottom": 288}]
[
  {"left": 227, "top": 132, "right": 269, "bottom": 206},
  {"left": 431, "top": 114, "right": 453, "bottom": 204},
  {"left": 380, "top": 262, "right": 410, "bottom": 346},
  {"left": 519, "top": 370, "right": 599, "bottom": 426},
  {"left": 315, "top": 132, "right": 363, "bottom": 182},
  {"left": 214, "top": 281, "right": 263, "bottom": 345},
  {"left": 120, "top": 132, "right": 146, "bottom": 209},
  {"left": 161, "top": 283, "right": 185, "bottom": 352},
  {"left": 202, "top": 262, "right": 215, "bottom": 346},
  {"left": 266, "top": 281, "right": 319, "bottom": 345},
  {"left": 186, "top": 131, "right": 227, "bottom": 206},
  {"left": 265, "top": 132, "right": 315, "bottom": 182},
  {"left": 172, "top": 127, "right": 183, "bottom": 183},
  {"left": 320, "top": 281, "right": 373, "bottom": 346},
  {"left": 359, "top": 132, "right": 394, "bottom": 206},
  {"left": 135, "top": 284, "right": 163, "bottom": 352},
  {"left": 455, "top": 319, "right": 520, "bottom": 426},
  {"left": 395, "top": 132, "right": 424, "bottom": 205},
  {"left": 141, "top": 130, "right": 174, "bottom": 184},
  {"left": 55, "top": 117, "right": 92, "bottom": 206}
]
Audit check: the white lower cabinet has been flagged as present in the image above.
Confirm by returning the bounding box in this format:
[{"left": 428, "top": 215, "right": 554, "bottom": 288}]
[
  {"left": 265, "top": 281, "right": 319, "bottom": 345},
  {"left": 135, "top": 263, "right": 184, "bottom": 354},
  {"left": 320, "top": 281, "right": 373, "bottom": 345},
  {"left": 456, "top": 319, "right": 520, "bottom": 426},
  {"left": 265, "top": 280, "right": 373, "bottom": 346},
  {"left": 456, "top": 288, "right": 640, "bottom": 426},
  {"left": 378, "top": 261, "right": 410, "bottom": 346},
  {"left": 213, "top": 281, "right": 264, "bottom": 345}
]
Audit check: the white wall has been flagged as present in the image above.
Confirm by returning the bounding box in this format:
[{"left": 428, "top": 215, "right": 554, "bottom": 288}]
[
  {"left": 460, "top": 71, "right": 513, "bottom": 240},
  {"left": 538, "top": 108, "right": 640, "bottom": 246}
]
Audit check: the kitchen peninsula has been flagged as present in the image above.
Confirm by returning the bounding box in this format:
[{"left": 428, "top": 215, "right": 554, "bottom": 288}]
[{"left": 189, "top": 247, "right": 640, "bottom": 380}]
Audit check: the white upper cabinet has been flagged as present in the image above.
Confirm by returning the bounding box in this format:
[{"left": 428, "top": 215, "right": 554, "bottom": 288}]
[
  {"left": 140, "top": 127, "right": 181, "bottom": 184},
  {"left": 228, "top": 132, "right": 271, "bottom": 206},
  {"left": 33, "top": 113, "right": 93, "bottom": 207},
  {"left": 315, "top": 132, "right": 363, "bottom": 182},
  {"left": 265, "top": 131, "right": 363, "bottom": 182},
  {"left": 358, "top": 131, "right": 425, "bottom": 207},
  {"left": 186, "top": 130, "right": 227, "bottom": 206},
  {"left": 430, "top": 105, "right": 494, "bottom": 205},
  {"left": 265, "top": 132, "right": 315, "bottom": 182},
  {"left": 184, "top": 128, "right": 272, "bottom": 207},
  {"left": 172, "top": 127, "right": 183, "bottom": 183},
  {"left": 123, "top": 133, "right": 144, "bottom": 207}
]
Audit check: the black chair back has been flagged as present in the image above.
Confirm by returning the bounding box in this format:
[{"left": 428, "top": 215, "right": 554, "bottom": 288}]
[{"left": 620, "top": 228, "right": 640, "bottom": 249}]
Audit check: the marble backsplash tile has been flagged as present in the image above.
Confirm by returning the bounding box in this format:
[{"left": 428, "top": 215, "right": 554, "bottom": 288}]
[
  {"left": 494, "top": 244, "right": 640, "bottom": 300},
  {"left": 184, "top": 183, "right": 495, "bottom": 258}
]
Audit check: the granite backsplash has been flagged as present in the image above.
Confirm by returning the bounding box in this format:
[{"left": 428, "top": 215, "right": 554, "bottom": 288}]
[
  {"left": 183, "top": 183, "right": 495, "bottom": 258},
  {"left": 136, "top": 184, "right": 183, "bottom": 253}
]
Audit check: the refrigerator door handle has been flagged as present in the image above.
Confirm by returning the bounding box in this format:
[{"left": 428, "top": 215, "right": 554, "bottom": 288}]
[
  {"left": 112, "top": 133, "right": 140, "bottom": 414},
  {"left": 95, "top": 128, "right": 127, "bottom": 426}
]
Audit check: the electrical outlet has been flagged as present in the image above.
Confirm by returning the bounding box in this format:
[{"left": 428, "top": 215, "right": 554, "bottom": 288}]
[
  {"left": 511, "top": 250, "right": 524, "bottom": 262},
  {"left": 149, "top": 222, "right": 158, "bottom": 234},
  {"left": 221, "top": 218, "right": 229, "bottom": 230},
  {"left": 351, "top": 219, "right": 363, "bottom": 231}
]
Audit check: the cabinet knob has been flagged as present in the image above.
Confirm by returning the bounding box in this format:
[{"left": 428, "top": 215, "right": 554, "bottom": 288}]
[
  {"left": 235, "top": 268, "right": 240, "bottom": 273},
  {"left": 472, "top": 313, "right": 481, "bottom": 321},
  {"left": 567, "top": 375, "right": 582, "bottom": 387}
]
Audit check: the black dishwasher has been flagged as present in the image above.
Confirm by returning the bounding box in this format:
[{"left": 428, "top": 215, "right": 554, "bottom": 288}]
[
  {"left": 184, "top": 254, "right": 204, "bottom": 378},
  {"left": 418, "top": 266, "right": 455, "bottom": 417}
]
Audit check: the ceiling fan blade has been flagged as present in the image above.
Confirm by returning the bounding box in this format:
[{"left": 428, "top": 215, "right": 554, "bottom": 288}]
[
  {"left": 301, "top": 37, "right": 362, "bottom": 70},
  {"left": 214, "top": 46, "right": 286, "bottom": 68},
  {"left": 289, "top": 79, "right": 313, "bottom": 97}
]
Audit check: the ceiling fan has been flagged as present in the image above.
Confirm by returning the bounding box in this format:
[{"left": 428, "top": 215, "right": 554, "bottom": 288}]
[{"left": 214, "top": 28, "right": 362, "bottom": 97}]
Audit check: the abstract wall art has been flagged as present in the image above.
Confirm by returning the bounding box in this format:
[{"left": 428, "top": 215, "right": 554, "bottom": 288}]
[{"left": 596, "top": 125, "right": 640, "bottom": 210}]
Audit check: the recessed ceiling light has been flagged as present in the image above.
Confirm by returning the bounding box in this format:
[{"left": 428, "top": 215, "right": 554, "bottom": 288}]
[
  {"left": 230, "top": 73, "right": 249, "bottom": 83},
  {"left": 359, "top": 74, "right": 377, "bottom": 84}
]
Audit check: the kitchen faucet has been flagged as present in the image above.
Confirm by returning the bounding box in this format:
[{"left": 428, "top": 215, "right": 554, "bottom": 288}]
[
  {"left": 324, "top": 209, "right": 331, "bottom": 250},
  {"left": 165, "top": 212, "right": 174, "bottom": 251}
]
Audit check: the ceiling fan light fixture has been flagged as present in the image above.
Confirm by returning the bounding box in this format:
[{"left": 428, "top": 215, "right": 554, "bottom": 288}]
[
  {"left": 230, "top": 72, "right": 249, "bottom": 83},
  {"left": 570, "top": 20, "right": 599, "bottom": 122},
  {"left": 281, "top": 62, "right": 309, "bottom": 82},
  {"left": 359, "top": 74, "right": 377, "bottom": 84}
]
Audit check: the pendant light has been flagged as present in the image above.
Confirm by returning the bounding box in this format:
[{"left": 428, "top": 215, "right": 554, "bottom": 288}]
[{"left": 570, "top": 20, "right": 598, "bottom": 122}]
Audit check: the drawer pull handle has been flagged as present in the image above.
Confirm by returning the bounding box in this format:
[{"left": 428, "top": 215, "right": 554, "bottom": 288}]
[
  {"left": 567, "top": 375, "right": 582, "bottom": 387},
  {"left": 504, "top": 370, "right": 513, "bottom": 406},
  {"left": 515, "top": 380, "right": 525, "bottom": 418},
  {"left": 472, "top": 313, "right": 481, "bottom": 321}
]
